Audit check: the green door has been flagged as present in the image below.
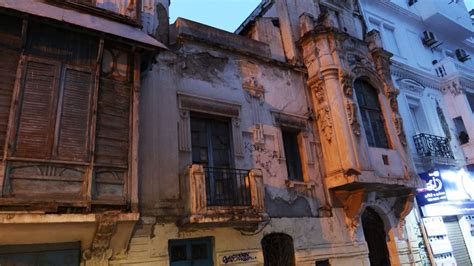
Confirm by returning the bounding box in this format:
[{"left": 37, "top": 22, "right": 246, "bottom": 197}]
[{"left": 169, "top": 237, "right": 214, "bottom": 266}]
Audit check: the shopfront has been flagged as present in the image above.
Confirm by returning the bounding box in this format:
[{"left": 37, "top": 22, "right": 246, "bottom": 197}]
[{"left": 416, "top": 169, "right": 474, "bottom": 265}]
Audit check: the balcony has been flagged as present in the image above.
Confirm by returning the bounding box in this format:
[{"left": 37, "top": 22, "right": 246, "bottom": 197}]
[
  {"left": 413, "top": 133, "right": 454, "bottom": 159},
  {"left": 434, "top": 57, "right": 474, "bottom": 79},
  {"left": 412, "top": 0, "right": 473, "bottom": 40},
  {"left": 181, "top": 165, "right": 268, "bottom": 228}
]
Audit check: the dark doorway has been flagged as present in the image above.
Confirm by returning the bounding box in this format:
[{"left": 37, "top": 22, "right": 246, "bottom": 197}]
[
  {"left": 261, "top": 233, "right": 296, "bottom": 266},
  {"left": 361, "top": 207, "right": 391, "bottom": 266}
]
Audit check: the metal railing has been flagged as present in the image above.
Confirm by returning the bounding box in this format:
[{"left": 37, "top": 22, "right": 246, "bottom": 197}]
[
  {"left": 204, "top": 167, "right": 251, "bottom": 207},
  {"left": 413, "top": 133, "right": 454, "bottom": 159}
]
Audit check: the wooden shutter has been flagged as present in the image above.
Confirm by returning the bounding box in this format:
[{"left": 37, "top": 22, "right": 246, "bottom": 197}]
[
  {"left": 56, "top": 67, "right": 93, "bottom": 161},
  {"left": 13, "top": 59, "right": 60, "bottom": 158},
  {"left": 94, "top": 79, "right": 130, "bottom": 166}
]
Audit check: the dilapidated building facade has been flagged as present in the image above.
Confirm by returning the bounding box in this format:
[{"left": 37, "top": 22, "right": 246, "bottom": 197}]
[
  {"left": 113, "top": 0, "right": 420, "bottom": 265},
  {"left": 0, "top": 0, "right": 424, "bottom": 265},
  {"left": 0, "top": 0, "right": 166, "bottom": 264}
]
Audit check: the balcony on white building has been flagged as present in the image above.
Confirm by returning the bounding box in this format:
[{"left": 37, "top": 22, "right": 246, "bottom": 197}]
[
  {"left": 180, "top": 165, "right": 268, "bottom": 228},
  {"left": 412, "top": 0, "right": 473, "bottom": 40},
  {"left": 434, "top": 57, "right": 473, "bottom": 78}
]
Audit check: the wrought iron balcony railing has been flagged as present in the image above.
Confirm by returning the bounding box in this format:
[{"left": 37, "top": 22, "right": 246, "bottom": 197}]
[
  {"left": 204, "top": 167, "right": 251, "bottom": 206},
  {"left": 413, "top": 133, "right": 454, "bottom": 159}
]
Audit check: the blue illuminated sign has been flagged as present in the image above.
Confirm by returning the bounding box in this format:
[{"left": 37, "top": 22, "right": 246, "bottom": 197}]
[{"left": 416, "top": 170, "right": 448, "bottom": 206}]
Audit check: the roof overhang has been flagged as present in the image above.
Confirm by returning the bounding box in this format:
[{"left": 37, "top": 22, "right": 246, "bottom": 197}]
[{"left": 0, "top": 0, "right": 167, "bottom": 50}]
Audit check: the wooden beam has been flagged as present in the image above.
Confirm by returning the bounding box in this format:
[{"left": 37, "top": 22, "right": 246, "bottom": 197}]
[
  {"left": 129, "top": 53, "right": 140, "bottom": 212},
  {"left": 84, "top": 38, "right": 104, "bottom": 208}
]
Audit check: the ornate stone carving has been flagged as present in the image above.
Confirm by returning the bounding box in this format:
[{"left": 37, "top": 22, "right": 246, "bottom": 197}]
[
  {"left": 339, "top": 69, "right": 361, "bottom": 137},
  {"left": 83, "top": 211, "right": 121, "bottom": 265},
  {"left": 339, "top": 69, "right": 355, "bottom": 97},
  {"left": 387, "top": 88, "right": 400, "bottom": 112},
  {"left": 394, "top": 114, "right": 407, "bottom": 146},
  {"left": 317, "top": 105, "right": 333, "bottom": 142},
  {"left": 243, "top": 77, "right": 265, "bottom": 103},
  {"left": 345, "top": 99, "right": 361, "bottom": 137},
  {"left": 308, "top": 75, "right": 326, "bottom": 104}
]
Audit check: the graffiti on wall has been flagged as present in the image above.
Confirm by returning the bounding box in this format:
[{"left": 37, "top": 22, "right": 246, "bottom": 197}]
[
  {"left": 244, "top": 141, "right": 278, "bottom": 177},
  {"left": 221, "top": 252, "right": 257, "bottom": 264}
]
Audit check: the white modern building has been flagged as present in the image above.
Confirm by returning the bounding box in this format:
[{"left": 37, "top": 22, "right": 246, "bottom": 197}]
[{"left": 359, "top": 0, "right": 474, "bottom": 265}]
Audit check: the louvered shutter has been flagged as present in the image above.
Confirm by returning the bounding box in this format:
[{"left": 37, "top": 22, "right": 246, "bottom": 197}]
[
  {"left": 56, "top": 67, "right": 93, "bottom": 161},
  {"left": 13, "top": 59, "right": 59, "bottom": 158},
  {"left": 94, "top": 79, "right": 130, "bottom": 166}
]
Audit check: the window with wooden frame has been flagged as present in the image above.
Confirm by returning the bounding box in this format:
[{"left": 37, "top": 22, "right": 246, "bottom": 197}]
[
  {"left": 281, "top": 128, "right": 304, "bottom": 181},
  {"left": 2, "top": 21, "right": 135, "bottom": 202},
  {"left": 354, "top": 79, "right": 390, "bottom": 149},
  {"left": 10, "top": 22, "right": 99, "bottom": 162},
  {"left": 190, "top": 113, "right": 233, "bottom": 168}
]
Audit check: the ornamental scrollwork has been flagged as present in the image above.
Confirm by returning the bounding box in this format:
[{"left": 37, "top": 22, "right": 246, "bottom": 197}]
[
  {"left": 339, "top": 69, "right": 355, "bottom": 97},
  {"left": 317, "top": 105, "right": 333, "bottom": 142},
  {"left": 346, "top": 99, "right": 361, "bottom": 137}
]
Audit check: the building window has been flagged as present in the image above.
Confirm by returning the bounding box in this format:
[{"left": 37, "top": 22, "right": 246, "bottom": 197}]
[
  {"left": 169, "top": 237, "right": 213, "bottom": 266},
  {"left": 191, "top": 114, "right": 232, "bottom": 168},
  {"left": 281, "top": 129, "right": 304, "bottom": 181},
  {"left": 466, "top": 92, "right": 474, "bottom": 113},
  {"left": 453, "top": 116, "right": 469, "bottom": 145},
  {"left": 261, "top": 233, "right": 295, "bottom": 266},
  {"left": 406, "top": 97, "right": 429, "bottom": 134},
  {"left": 354, "top": 80, "right": 390, "bottom": 148}
]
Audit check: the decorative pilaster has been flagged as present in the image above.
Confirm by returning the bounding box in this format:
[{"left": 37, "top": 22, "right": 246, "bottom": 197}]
[
  {"left": 308, "top": 76, "right": 333, "bottom": 143},
  {"left": 232, "top": 117, "right": 244, "bottom": 157},
  {"left": 178, "top": 110, "right": 191, "bottom": 152}
]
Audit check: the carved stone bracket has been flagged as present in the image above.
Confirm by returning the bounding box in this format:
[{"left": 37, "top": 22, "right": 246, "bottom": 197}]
[
  {"left": 83, "top": 211, "right": 121, "bottom": 265},
  {"left": 334, "top": 188, "right": 366, "bottom": 242}
]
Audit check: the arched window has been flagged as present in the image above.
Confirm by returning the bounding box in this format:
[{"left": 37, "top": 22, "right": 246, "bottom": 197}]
[
  {"left": 261, "top": 233, "right": 295, "bottom": 266},
  {"left": 354, "top": 80, "right": 389, "bottom": 148}
]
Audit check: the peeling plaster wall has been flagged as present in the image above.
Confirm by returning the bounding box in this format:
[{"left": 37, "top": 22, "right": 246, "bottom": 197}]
[{"left": 111, "top": 214, "right": 371, "bottom": 265}]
